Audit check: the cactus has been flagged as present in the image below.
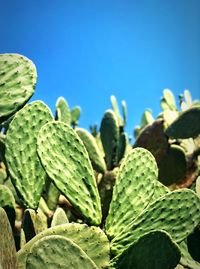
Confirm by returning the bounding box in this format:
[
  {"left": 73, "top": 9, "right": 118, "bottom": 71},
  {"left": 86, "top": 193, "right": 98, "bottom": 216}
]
[
  {"left": 160, "top": 89, "right": 177, "bottom": 111},
  {"left": 0, "top": 185, "right": 15, "bottom": 229},
  {"left": 26, "top": 235, "right": 98, "bottom": 269},
  {"left": 0, "top": 54, "right": 37, "bottom": 123},
  {"left": 37, "top": 121, "right": 102, "bottom": 225},
  {"left": 55, "top": 97, "right": 71, "bottom": 125},
  {"left": 133, "top": 119, "right": 168, "bottom": 163},
  {"left": 76, "top": 127, "right": 106, "bottom": 173},
  {"left": 0, "top": 207, "right": 18, "bottom": 269},
  {"left": 105, "top": 148, "right": 158, "bottom": 239},
  {"left": 111, "top": 189, "right": 200, "bottom": 255},
  {"left": 51, "top": 207, "right": 69, "bottom": 227},
  {"left": 17, "top": 223, "right": 110, "bottom": 269},
  {"left": 100, "top": 109, "right": 119, "bottom": 170},
  {"left": 71, "top": 106, "right": 81, "bottom": 127},
  {"left": 5, "top": 101, "right": 54, "bottom": 209},
  {"left": 158, "top": 145, "right": 187, "bottom": 186},
  {"left": 165, "top": 105, "right": 200, "bottom": 139},
  {"left": 179, "top": 241, "right": 200, "bottom": 269},
  {"left": 111, "top": 230, "right": 181, "bottom": 269}
]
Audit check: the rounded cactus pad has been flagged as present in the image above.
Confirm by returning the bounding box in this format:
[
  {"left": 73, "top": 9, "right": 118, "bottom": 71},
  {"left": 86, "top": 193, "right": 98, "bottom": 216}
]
[
  {"left": 76, "top": 127, "right": 106, "bottom": 173},
  {"left": 114, "top": 230, "right": 180, "bottom": 269},
  {"left": 5, "top": 101, "right": 54, "bottom": 209},
  {"left": 0, "top": 207, "right": 18, "bottom": 269},
  {"left": 26, "top": 235, "right": 98, "bottom": 269},
  {"left": 17, "top": 223, "right": 110, "bottom": 269},
  {"left": 37, "top": 121, "right": 102, "bottom": 225},
  {"left": 111, "top": 189, "right": 200, "bottom": 255},
  {"left": 0, "top": 53, "right": 37, "bottom": 123},
  {"left": 165, "top": 106, "right": 200, "bottom": 139},
  {"left": 105, "top": 147, "right": 158, "bottom": 239},
  {"left": 100, "top": 109, "right": 119, "bottom": 170},
  {"left": 55, "top": 97, "right": 71, "bottom": 124}
]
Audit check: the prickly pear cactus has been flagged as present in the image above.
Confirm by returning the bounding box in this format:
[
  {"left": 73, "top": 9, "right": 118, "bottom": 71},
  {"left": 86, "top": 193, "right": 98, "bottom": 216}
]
[
  {"left": 5, "top": 101, "right": 54, "bottom": 209},
  {"left": 111, "top": 189, "right": 200, "bottom": 255},
  {"left": 55, "top": 96, "right": 71, "bottom": 124},
  {"left": 17, "top": 223, "right": 110, "bottom": 269},
  {"left": 51, "top": 207, "right": 69, "bottom": 227},
  {"left": 105, "top": 148, "right": 158, "bottom": 239},
  {"left": 26, "top": 235, "right": 98, "bottom": 269},
  {"left": 100, "top": 109, "right": 119, "bottom": 170},
  {"left": 111, "top": 230, "right": 181, "bottom": 269},
  {"left": 0, "top": 207, "right": 18, "bottom": 269},
  {"left": 76, "top": 127, "right": 106, "bottom": 173},
  {"left": 166, "top": 106, "right": 200, "bottom": 139},
  {"left": 0, "top": 54, "right": 37, "bottom": 123},
  {"left": 37, "top": 121, "right": 102, "bottom": 225}
]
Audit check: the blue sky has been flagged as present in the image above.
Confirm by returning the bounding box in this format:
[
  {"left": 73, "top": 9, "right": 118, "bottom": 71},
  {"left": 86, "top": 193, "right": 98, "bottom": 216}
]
[{"left": 0, "top": 0, "right": 199, "bottom": 136}]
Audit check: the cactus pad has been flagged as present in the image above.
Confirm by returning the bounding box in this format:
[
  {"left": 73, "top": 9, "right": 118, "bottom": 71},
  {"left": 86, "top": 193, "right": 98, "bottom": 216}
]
[
  {"left": 76, "top": 127, "right": 106, "bottom": 173},
  {"left": 17, "top": 223, "right": 110, "bottom": 269},
  {"left": 0, "top": 53, "right": 37, "bottom": 123},
  {"left": 37, "top": 121, "right": 102, "bottom": 225},
  {"left": 100, "top": 109, "right": 119, "bottom": 170},
  {"left": 111, "top": 189, "right": 200, "bottom": 255},
  {"left": 105, "top": 148, "right": 158, "bottom": 239},
  {"left": 5, "top": 101, "right": 53, "bottom": 209},
  {"left": 0, "top": 207, "right": 18, "bottom": 269},
  {"left": 114, "top": 230, "right": 180, "bottom": 269},
  {"left": 158, "top": 145, "right": 187, "bottom": 185},
  {"left": 55, "top": 97, "right": 71, "bottom": 124},
  {"left": 26, "top": 235, "right": 98, "bottom": 269},
  {"left": 51, "top": 207, "right": 69, "bottom": 227},
  {"left": 165, "top": 106, "right": 200, "bottom": 138}
]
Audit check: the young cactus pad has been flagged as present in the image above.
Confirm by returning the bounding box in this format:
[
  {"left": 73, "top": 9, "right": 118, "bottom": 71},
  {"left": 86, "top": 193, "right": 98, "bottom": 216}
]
[
  {"left": 5, "top": 101, "right": 54, "bottom": 209},
  {"left": 26, "top": 235, "right": 98, "bottom": 269},
  {"left": 111, "top": 189, "right": 200, "bottom": 255},
  {"left": 105, "top": 147, "right": 158, "bottom": 239},
  {"left": 0, "top": 53, "right": 37, "bottom": 123},
  {"left": 17, "top": 223, "right": 110, "bottom": 269},
  {"left": 55, "top": 96, "right": 71, "bottom": 125},
  {"left": 37, "top": 121, "right": 102, "bottom": 225}
]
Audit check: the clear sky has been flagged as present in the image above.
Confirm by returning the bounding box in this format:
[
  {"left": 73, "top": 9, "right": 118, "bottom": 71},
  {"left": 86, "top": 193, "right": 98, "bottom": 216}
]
[{"left": 0, "top": 0, "right": 199, "bottom": 137}]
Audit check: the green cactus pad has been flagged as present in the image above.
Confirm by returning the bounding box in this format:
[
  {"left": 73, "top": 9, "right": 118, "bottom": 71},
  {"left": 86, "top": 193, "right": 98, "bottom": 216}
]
[
  {"left": 133, "top": 119, "right": 168, "bottom": 163},
  {"left": 110, "top": 95, "right": 123, "bottom": 126},
  {"left": 5, "top": 101, "right": 54, "bottom": 209},
  {"left": 121, "top": 100, "right": 127, "bottom": 126},
  {"left": 26, "top": 235, "right": 98, "bottom": 269},
  {"left": 76, "top": 127, "right": 106, "bottom": 173},
  {"left": 105, "top": 148, "right": 158, "bottom": 239},
  {"left": 0, "top": 184, "right": 15, "bottom": 208},
  {"left": 37, "top": 121, "right": 102, "bottom": 225},
  {"left": 17, "top": 223, "right": 110, "bottom": 269},
  {"left": 141, "top": 109, "right": 154, "bottom": 128},
  {"left": 0, "top": 207, "right": 18, "bottom": 269},
  {"left": 116, "top": 132, "right": 128, "bottom": 164},
  {"left": 22, "top": 209, "right": 47, "bottom": 242},
  {"left": 111, "top": 189, "right": 200, "bottom": 255},
  {"left": 55, "top": 97, "right": 71, "bottom": 124},
  {"left": 0, "top": 53, "right": 37, "bottom": 123},
  {"left": 153, "top": 180, "right": 169, "bottom": 201},
  {"left": 158, "top": 145, "right": 187, "bottom": 185},
  {"left": 114, "top": 230, "right": 180, "bottom": 269},
  {"left": 100, "top": 109, "right": 119, "bottom": 170},
  {"left": 161, "top": 89, "right": 177, "bottom": 111},
  {"left": 71, "top": 106, "right": 81, "bottom": 126},
  {"left": 179, "top": 241, "right": 200, "bottom": 269},
  {"left": 51, "top": 207, "right": 69, "bottom": 227},
  {"left": 165, "top": 106, "right": 200, "bottom": 138}
]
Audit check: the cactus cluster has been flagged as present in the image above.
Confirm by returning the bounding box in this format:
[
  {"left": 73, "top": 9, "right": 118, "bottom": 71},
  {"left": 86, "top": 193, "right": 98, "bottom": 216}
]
[{"left": 0, "top": 54, "right": 200, "bottom": 269}]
